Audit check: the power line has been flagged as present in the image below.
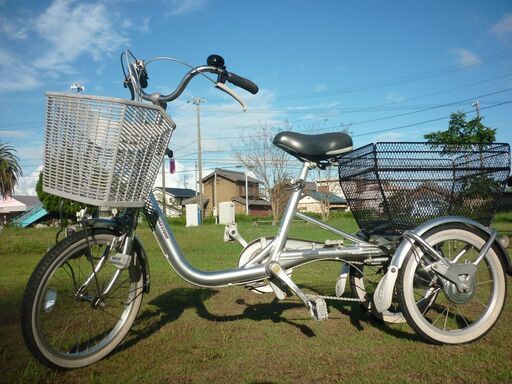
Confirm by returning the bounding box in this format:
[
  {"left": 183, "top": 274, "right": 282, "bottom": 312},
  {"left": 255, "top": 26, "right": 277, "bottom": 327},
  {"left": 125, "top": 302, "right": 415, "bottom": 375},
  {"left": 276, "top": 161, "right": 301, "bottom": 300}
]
[
  {"left": 274, "top": 49, "right": 512, "bottom": 101},
  {"left": 353, "top": 100, "right": 512, "bottom": 138}
]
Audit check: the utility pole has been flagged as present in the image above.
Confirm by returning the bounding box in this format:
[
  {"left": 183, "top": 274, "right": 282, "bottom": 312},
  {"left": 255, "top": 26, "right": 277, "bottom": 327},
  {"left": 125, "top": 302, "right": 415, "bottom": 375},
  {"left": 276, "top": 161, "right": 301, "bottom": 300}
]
[
  {"left": 472, "top": 100, "right": 480, "bottom": 119},
  {"left": 245, "top": 170, "right": 249, "bottom": 215},
  {"left": 189, "top": 96, "right": 207, "bottom": 222},
  {"left": 195, "top": 162, "right": 198, "bottom": 195}
]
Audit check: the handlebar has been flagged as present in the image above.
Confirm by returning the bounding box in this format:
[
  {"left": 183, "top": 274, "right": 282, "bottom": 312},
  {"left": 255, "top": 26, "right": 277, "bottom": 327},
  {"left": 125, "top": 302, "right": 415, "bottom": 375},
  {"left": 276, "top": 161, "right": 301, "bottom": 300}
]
[
  {"left": 123, "top": 51, "right": 259, "bottom": 109},
  {"left": 226, "top": 72, "right": 259, "bottom": 95}
]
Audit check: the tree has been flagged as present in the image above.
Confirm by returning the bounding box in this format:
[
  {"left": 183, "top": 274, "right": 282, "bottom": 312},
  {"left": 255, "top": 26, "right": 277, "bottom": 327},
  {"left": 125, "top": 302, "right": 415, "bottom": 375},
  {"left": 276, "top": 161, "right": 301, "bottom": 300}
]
[
  {"left": 0, "top": 142, "right": 23, "bottom": 199},
  {"left": 36, "top": 172, "right": 88, "bottom": 219},
  {"left": 424, "top": 111, "right": 501, "bottom": 217},
  {"left": 233, "top": 123, "right": 292, "bottom": 222},
  {"left": 424, "top": 111, "right": 496, "bottom": 144}
]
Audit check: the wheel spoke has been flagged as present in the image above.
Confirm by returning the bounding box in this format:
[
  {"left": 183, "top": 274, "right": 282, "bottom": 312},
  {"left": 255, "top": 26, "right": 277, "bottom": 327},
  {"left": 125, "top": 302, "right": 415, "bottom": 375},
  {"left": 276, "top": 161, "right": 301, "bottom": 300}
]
[
  {"left": 24, "top": 230, "right": 144, "bottom": 368},
  {"left": 431, "top": 306, "right": 449, "bottom": 327},
  {"left": 398, "top": 225, "right": 506, "bottom": 344},
  {"left": 454, "top": 306, "right": 470, "bottom": 327}
]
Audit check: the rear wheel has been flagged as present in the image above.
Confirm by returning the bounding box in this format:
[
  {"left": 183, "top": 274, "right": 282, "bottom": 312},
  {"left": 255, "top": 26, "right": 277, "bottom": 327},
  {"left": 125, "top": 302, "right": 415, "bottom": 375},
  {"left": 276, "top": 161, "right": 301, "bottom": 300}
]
[
  {"left": 397, "top": 224, "right": 507, "bottom": 344},
  {"left": 21, "top": 229, "right": 144, "bottom": 369}
]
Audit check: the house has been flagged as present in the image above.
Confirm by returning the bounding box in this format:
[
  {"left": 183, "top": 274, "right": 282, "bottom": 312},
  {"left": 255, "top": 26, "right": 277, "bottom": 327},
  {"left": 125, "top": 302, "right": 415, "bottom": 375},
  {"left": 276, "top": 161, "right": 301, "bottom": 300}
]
[
  {"left": 316, "top": 178, "right": 346, "bottom": 199},
  {"left": 298, "top": 191, "right": 348, "bottom": 214},
  {"left": 154, "top": 187, "right": 197, "bottom": 217},
  {"left": 0, "top": 195, "right": 44, "bottom": 225},
  {"left": 202, "top": 168, "right": 271, "bottom": 217}
]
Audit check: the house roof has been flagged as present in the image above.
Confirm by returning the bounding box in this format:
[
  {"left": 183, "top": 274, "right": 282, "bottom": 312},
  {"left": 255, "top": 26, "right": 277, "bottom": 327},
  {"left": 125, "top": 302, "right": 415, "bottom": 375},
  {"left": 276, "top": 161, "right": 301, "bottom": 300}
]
[
  {"left": 305, "top": 191, "right": 347, "bottom": 204},
  {"left": 203, "top": 168, "right": 259, "bottom": 184},
  {"left": 232, "top": 196, "right": 271, "bottom": 207},
  {"left": 182, "top": 195, "right": 210, "bottom": 208},
  {"left": 156, "top": 187, "right": 197, "bottom": 198},
  {"left": 0, "top": 195, "right": 41, "bottom": 214},
  {"left": 13, "top": 195, "right": 41, "bottom": 208}
]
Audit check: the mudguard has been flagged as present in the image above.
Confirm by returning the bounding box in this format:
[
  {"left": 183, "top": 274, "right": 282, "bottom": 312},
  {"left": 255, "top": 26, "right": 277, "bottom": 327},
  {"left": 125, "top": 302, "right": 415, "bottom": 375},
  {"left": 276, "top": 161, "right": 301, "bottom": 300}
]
[{"left": 373, "top": 216, "right": 511, "bottom": 314}]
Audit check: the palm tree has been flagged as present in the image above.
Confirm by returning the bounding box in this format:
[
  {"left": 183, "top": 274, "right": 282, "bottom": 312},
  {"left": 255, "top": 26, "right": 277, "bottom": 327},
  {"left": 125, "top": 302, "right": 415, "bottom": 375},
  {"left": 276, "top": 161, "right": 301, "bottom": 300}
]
[{"left": 0, "top": 142, "right": 23, "bottom": 199}]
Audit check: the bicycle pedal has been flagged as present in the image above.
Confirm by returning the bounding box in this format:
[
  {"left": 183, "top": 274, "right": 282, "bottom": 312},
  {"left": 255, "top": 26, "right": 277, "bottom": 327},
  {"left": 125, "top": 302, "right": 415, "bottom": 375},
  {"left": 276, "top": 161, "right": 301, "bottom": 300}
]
[
  {"left": 109, "top": 253, "right": 131, "bottom": 269},
  {"left": 309, "top": 298, "right": 329, "bottom": 321}
]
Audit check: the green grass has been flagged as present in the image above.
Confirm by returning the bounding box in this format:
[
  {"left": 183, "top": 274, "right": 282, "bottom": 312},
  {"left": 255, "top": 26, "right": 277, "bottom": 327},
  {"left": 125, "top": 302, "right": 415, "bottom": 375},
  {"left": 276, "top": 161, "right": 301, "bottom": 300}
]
[{"left": 1, "top": 216, "right": 512, "bottom": 384}]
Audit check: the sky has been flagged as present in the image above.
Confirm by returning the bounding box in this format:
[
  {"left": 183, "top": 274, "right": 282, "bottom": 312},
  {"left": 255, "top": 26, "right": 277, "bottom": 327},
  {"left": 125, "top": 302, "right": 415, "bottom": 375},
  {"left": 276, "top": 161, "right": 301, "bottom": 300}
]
[{"left": 1, "top": 0, "right": 512, "bottom": 196}]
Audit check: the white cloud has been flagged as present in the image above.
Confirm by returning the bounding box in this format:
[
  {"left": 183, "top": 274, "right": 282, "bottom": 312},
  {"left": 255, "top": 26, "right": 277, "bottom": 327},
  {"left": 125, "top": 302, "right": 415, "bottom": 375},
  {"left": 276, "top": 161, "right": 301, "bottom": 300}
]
[
  {"left": 0, "top": 130, "right": 30, "bottom": 139},
  {"left": 0, "top": 16, "right": 28, "bottom": 40},
  {"left": 315, "top": 84, "right": 327, "bottom": 92},
  {"left": 16, "top": 166, "right": 43, "bottom": 196},
  {"left": 33, "top": 0, "right": 129, "bottom": 72},
  {"left": 166, "top": 0, "right": 207, "bottom": 16},
  {"left": 385, "top": 92, "right": 406, "bottom": 104},
  {"left": 137, "top": 17, "right": 151, "bottom": 34},
  {"left": 450, "top": 47, "right": 481, "bottom": 67},
  {"left": 162, "top": 88, "right": 287, "bottom": 173},
  {"left": 153, "top": 160, "right": 196, "bottom": 189},
  {"left": 0, "top": 48, "right": 41, "bottom": 92},
  {"left": 374, "top": 132, "right": 406, "bottom": 142},
  {"left": 489, "top": 13, "right": 512, "bottom": 41}
]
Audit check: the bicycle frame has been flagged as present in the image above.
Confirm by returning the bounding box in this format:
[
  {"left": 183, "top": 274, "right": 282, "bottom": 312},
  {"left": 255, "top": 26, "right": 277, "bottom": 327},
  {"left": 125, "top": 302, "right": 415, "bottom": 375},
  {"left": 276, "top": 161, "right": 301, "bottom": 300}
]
[{"left": 143, "top": 161, "right": 388, "bottom": 289}]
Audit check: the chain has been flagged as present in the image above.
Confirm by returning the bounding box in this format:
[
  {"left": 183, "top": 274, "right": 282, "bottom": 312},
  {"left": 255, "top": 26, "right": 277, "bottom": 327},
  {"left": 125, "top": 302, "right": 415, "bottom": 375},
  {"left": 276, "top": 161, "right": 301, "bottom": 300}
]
[{"left": 306, "top": 294, "right": 364, "bottom": 302}]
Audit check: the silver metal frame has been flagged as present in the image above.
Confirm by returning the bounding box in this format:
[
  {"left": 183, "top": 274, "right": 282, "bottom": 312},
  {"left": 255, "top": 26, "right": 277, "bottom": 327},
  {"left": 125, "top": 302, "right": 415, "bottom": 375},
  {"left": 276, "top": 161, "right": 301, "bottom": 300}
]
[{"left": 146, "top": 161, "right": 387, "bottom": 289}]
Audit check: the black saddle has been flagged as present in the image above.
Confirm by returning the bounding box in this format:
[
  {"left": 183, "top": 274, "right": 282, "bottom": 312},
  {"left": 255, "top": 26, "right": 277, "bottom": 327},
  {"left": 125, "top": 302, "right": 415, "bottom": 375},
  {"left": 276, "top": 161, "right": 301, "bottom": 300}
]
[{"left": 273, "top": 131, "right": 353, "bottom": 162}]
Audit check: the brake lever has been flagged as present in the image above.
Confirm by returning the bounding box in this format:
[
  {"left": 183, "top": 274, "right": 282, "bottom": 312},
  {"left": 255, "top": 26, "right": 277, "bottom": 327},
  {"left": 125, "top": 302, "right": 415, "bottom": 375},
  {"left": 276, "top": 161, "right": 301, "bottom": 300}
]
[{"left": 215, "top": 82, "right": 248, "bottom": 112}]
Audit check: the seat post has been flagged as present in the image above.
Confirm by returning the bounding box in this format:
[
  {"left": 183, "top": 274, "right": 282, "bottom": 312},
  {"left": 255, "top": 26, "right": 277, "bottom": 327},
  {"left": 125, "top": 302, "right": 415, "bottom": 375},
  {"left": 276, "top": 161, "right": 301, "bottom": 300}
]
[{"left": 269, "top": 162, "right": 313, "bottom": 263}]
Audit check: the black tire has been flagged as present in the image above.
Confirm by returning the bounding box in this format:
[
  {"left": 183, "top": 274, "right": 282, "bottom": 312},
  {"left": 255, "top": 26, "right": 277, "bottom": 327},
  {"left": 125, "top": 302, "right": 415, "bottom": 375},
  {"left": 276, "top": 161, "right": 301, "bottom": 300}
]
[
  {"left": 397, "top": 224, "right": 507, "bottom": 344},
  {"left": 21, "top": 229, "right": 144, "bottom": 369}
]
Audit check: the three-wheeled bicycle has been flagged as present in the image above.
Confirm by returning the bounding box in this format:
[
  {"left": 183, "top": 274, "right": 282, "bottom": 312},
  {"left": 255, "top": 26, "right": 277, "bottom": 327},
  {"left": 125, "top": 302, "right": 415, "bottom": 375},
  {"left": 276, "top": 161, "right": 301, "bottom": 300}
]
[{"left": 21, "top": 50, "right": 512, "bottom": 369}]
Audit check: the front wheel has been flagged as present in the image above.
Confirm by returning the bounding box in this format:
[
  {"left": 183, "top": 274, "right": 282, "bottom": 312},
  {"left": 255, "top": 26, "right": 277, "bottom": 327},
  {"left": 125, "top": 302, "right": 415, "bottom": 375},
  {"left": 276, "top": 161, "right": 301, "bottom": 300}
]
[
  {"left": 21, "top": 229, "right": 144, "bottom": 369},
  {"left": 397, "top": 224, "right": 507, "bottom": 344}
]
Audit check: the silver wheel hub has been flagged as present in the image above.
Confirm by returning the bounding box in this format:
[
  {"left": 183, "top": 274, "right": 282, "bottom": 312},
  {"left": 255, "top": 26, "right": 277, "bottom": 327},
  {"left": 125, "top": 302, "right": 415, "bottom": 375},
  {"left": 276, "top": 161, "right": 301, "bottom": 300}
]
[{"left": 442, "top": 275, "right": 476, "bottom": 305}]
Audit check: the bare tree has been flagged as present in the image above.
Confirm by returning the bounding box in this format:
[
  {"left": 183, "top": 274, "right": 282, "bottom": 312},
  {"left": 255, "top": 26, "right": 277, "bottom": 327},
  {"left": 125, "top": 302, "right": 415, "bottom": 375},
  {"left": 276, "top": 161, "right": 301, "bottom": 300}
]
[
  {"left": 233, "top": 123, "right": 292, "bottom": 222},
  {"left": 314, "top": 124, "right": 351, "bottom": 220}
]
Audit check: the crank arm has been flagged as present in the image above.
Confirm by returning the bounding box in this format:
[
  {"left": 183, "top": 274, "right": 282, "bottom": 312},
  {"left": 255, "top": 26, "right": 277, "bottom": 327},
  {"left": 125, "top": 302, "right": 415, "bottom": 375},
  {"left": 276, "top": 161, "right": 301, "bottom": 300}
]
[
  {"left": 267, "top": 262, "right": 328, "bottom": 321},
  {"left": 267, "top": 262, "right": 309, "bottom": 306}
]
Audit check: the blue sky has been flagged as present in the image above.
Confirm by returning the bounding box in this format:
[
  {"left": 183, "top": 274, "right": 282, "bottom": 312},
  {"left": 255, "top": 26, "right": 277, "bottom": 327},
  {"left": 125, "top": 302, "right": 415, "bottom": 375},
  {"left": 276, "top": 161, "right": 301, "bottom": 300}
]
[{"left": 1, "top": 0, "right": 512, "bottom": 195}]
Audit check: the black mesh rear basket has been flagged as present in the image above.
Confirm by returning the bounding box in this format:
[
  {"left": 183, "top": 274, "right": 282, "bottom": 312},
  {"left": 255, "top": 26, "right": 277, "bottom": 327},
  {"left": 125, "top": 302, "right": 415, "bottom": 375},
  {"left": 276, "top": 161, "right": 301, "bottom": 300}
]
[{"left": 337, "top": 142, "right": 511, "bottom": 236}]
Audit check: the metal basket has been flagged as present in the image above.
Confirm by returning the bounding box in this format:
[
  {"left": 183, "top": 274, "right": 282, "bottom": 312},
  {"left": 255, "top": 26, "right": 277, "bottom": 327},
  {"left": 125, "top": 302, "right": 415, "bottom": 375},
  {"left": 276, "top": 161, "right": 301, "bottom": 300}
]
[
  {"left": 337, "top": 142, "right": 511, "bottom": 236},
  {"left": 43, "top": 92, "right": 175, "bottom": 208}
]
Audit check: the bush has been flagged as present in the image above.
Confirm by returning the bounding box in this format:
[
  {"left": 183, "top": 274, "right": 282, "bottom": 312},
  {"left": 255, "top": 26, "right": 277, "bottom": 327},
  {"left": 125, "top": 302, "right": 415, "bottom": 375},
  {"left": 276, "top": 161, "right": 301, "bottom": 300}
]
[{"left": 495, "top": 211, "right": 512, "bottom": 223}]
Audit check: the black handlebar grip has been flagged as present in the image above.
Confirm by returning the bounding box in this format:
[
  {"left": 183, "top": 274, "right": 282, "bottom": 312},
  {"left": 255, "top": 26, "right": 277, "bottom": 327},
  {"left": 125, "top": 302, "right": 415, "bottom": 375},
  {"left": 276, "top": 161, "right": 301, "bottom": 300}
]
[{"left": 227, "top": 72, "right": 259, "bottom": 95}]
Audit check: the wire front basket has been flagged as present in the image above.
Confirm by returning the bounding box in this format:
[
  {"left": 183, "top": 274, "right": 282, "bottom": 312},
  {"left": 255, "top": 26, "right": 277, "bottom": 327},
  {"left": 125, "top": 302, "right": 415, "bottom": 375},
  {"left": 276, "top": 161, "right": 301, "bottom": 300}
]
[
  {"left": 43, "top": 92, "right": 175, "bottom": 207},
  {"left": 338, "top": 142, "right": 511, "bottom": 236}
]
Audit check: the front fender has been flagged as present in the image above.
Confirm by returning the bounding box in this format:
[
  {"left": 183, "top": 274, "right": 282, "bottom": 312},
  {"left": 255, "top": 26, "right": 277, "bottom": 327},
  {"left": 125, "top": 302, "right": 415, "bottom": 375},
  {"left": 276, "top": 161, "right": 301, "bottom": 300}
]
[{"left": 373, "top": 216, "right": 511, "bottom": 314}]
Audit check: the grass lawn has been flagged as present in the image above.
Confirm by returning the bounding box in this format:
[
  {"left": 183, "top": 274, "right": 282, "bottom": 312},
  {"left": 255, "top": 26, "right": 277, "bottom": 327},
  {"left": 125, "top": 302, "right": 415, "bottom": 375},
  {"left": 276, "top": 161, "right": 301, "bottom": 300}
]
[{"left": 1, "top": 215, "right": 511, "bottom": 384}]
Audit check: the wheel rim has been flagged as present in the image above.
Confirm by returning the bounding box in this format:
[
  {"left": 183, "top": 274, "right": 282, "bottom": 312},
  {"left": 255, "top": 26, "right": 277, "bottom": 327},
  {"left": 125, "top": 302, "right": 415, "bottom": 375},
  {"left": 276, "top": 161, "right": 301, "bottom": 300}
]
[
  {"left": 404, "top": 229, "right": 504, "bottom": 341},
  {"left": 33, "top": 234, "right": 141, "bottom": 362}
]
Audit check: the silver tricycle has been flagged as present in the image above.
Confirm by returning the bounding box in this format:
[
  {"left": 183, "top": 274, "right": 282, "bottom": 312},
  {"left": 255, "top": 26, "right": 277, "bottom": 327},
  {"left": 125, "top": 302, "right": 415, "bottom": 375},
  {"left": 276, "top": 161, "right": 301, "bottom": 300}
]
[{"left": 21, "top": 51, "right": 512, "bottom": 369}]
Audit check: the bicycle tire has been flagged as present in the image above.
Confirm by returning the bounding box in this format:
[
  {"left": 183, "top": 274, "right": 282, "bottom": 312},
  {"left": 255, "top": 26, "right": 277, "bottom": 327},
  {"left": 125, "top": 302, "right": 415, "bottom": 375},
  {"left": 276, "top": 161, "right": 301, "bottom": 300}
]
[
  {"left": 396, "top": 223, "right": 507, "bottom": 344},
  {"left": 21, "top": 229, "right": 144, "bottom": 369}
]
